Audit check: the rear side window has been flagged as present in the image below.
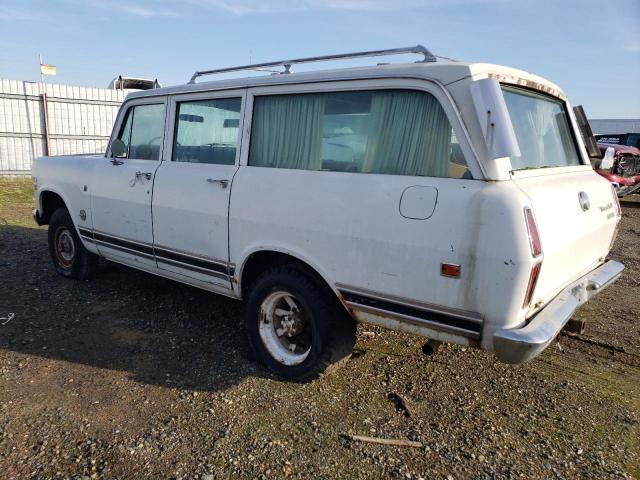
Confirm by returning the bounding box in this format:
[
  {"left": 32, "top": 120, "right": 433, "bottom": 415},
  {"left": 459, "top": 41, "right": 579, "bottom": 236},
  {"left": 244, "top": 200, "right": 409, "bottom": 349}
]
[
  {"left": 117, "top": 103, "right": 165, "bottom": 160},
  {"left": 173, "top": 98, "right": 242, "bottom": 165},
  {"left": 248, "top": 89, "right": 469, "bottom": 178},
  {"left": 502, "top": 87, "right": 581, "bottom": 170}
]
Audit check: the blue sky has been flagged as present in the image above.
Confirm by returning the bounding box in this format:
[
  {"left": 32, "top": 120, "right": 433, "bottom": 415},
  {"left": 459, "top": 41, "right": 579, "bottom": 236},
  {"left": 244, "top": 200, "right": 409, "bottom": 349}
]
[{"left": 1, "top": 0, "right": 638, "bottom": 118}]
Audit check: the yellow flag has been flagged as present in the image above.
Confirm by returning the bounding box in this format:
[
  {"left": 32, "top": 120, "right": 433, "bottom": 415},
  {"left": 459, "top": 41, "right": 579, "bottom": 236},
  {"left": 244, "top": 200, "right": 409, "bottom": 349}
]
[{"left": 40, "top": 64, "right": 56, "bottom": 76}]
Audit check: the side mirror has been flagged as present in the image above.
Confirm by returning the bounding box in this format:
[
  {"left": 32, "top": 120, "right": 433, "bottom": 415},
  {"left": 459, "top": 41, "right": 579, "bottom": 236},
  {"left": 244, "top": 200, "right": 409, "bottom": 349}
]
[
  {"left": 110, "top": 139, "right": 127, "bottom": 158},
  {"left": 470, "top": 78, "right": 521, "bottom": 160}
]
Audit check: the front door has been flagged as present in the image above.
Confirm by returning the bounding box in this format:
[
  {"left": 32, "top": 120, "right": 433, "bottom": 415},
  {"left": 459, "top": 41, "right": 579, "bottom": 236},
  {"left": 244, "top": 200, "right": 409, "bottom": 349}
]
[
  {"left": 151, "top": 90, "right": 245, "bottom": 287},
  {"left": 90, "top": 99, "right": 167, "bottom": 269}
]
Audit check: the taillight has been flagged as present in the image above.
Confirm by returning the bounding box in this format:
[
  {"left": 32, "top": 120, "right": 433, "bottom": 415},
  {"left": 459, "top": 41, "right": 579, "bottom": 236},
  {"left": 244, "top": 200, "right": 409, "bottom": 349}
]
[
  {"left": 611, "top": 184, "right": 622, "bottom": 218},
  {"left": 523, "top": 207, "right": 542, "bottom": 257},
  {"left": 523, "top": 207, "right": 543, "bottom": 309},
  {"left": 523, "top": 262, "right": 542, "bottom": 308}
]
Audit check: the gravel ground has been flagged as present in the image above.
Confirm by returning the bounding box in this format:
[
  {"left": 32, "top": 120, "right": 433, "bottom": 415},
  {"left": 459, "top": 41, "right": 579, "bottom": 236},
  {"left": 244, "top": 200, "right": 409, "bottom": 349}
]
[{"left": 0, "top": 178, "right": 638, "bottom": 479}]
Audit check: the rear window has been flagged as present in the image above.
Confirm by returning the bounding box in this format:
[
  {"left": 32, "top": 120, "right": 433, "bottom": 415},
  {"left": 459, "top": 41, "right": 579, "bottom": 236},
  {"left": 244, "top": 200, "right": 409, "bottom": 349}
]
[{"left": 502, "top": 86, "right": 581, "bottom": 170}]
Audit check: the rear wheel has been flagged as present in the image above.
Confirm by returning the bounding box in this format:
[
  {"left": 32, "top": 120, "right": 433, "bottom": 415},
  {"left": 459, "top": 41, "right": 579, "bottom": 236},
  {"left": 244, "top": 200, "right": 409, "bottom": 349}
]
[
  {"left": 245, "top": 266, "right": 356, "bottom": 381},
  {"left": 48, "top": 208, "right": 98, "bottom": 279}
]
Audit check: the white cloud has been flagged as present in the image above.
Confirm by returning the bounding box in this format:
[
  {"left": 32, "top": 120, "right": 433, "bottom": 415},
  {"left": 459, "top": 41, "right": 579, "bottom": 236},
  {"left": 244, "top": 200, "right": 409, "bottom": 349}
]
[
  {"left": 117, "top": 4, "right": 179, "bottom": 17},
  {"left": 623, "top": 40, "right": 640, "bottom": 53},
  {"left": 186, "top": 0, "right": 475, "bottom": 14},
  {"left": 2, "top": 0, "right": 494, "bottom": 21},
  {"left": 0, "top": 6, "right": 46, "bottom": 21}
]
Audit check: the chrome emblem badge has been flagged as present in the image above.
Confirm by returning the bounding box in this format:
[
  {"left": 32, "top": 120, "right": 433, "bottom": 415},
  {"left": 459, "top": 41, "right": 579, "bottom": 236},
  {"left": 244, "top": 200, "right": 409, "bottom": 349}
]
[
  {"left": 578, "top": 191, "right": 590, "bottom": 211},
  {"left": 79, "top": 209, "right": 87, "bottom": 221}
]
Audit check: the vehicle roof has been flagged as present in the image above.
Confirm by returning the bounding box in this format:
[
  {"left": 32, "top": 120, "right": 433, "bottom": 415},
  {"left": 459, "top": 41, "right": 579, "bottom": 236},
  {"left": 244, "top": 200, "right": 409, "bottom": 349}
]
[{"left": 126, "top": 60, "right": 566, "bottom": 101}]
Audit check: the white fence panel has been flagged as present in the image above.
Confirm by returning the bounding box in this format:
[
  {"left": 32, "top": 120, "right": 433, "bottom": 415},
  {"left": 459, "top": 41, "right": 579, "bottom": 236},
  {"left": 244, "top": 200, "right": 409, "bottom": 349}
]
[{"left": 0, "top": 78, "right": 126, "bottom": 174}]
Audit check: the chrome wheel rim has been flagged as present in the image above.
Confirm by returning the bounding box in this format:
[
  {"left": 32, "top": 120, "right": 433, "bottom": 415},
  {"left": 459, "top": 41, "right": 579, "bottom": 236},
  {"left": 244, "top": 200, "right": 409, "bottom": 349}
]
[
  {"left": 258, "top": 291, "right": 312, "bottom": 366},
  {"left": 54, "top": 227, "right": 75, "bottom": 269}
]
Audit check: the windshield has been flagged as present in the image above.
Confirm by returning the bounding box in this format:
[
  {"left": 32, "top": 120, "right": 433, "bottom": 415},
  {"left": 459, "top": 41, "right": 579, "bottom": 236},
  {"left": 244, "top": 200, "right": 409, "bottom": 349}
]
[{"left": 502, "top": 86, "right": 581, "bottom": 170}]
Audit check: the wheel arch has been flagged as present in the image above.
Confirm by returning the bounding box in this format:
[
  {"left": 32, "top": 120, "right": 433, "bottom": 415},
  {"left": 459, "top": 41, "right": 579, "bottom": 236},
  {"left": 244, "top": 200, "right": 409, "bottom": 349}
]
[
  {"left": 37, "top": 187, "right": 96, "bottom": 253},
  {"left": 38, "top": 188, "right": 69, "bottom": 225},
  {"left": 236, "top": 247, "right": 348, "bottom": 312}
]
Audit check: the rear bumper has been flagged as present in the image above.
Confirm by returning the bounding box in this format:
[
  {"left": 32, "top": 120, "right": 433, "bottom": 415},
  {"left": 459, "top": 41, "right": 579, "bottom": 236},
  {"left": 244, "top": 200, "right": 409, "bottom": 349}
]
[{"left": 493, "top": 260, "right": 624, "bottom": 364}]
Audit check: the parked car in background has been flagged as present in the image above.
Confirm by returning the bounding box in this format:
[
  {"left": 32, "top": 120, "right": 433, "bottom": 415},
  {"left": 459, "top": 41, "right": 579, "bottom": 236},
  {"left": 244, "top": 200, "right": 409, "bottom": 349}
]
[
  {"left": 595, "top": 142, "right": 640, "bottom": 197},
  {"left": 108, "top": 76, "right": 161, "bottom": 91},
  {"left": 572, "top": 108, "right": 640, "bottom": 197},
  {"left": 595, "top": 133, "right": 640, "bottom": 149},
  {"left": 32, "top": 46, "right": 624, "bottom": 381}
]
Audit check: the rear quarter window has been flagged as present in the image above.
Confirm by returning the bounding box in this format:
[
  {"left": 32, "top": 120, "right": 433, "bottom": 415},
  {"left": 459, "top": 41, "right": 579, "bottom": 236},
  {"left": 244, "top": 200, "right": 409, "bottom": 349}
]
[{"left": 502, "top": 86, "right": 581, "bottom": 170}]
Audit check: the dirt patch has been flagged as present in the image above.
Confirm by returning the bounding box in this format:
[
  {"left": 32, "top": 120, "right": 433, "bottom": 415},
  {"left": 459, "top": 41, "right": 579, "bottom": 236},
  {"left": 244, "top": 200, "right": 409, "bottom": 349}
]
[{"left": 0, "top": 182, "right": 638, "bottom": 479}]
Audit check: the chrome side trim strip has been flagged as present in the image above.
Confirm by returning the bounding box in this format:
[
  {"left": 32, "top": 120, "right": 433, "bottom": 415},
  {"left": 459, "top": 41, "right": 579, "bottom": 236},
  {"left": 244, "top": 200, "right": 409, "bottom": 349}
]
[
  {"left": 156, "top": 257, "right": 229, "bottom": 280},
  {"left": 345, "top": 301, "right": 481, "bottom": 339},
  {"left": 92, "top": 238, "right": 155, "bottom": 260},
  {"left": 81, "top": 228, "right": 234, "bottom": 276},
  {"left": 154, "top": 244, "right": 229, "bottom": 267},
  {"left": 336, "top": 282, "right": 483, "bottom": 325}
]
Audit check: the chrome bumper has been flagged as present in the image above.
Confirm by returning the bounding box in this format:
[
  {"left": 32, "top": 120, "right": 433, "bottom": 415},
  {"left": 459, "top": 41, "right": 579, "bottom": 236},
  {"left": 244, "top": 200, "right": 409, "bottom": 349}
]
[{"left": 493, "top": 260, "right": 624, "bottom": 364}]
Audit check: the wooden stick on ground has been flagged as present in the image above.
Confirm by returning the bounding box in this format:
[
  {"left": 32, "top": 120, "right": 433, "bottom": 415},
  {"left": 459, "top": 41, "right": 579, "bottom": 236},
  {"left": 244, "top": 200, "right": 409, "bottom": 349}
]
[
  {"left": 343, "top": 434, "right": 423, "bottom": 448},
  {"left": 388, "top": 392, "right": 414, "bottom": 417}
]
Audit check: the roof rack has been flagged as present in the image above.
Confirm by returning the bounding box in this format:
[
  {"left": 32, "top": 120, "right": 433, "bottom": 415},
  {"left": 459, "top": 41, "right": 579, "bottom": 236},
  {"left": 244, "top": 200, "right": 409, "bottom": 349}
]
[{"left": 188, "top": 45, "right": 436, "bottom": 84}]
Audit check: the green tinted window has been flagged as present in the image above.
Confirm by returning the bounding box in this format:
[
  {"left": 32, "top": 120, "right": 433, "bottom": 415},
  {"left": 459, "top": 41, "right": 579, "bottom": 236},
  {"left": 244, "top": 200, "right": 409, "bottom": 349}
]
[{"left": 249, "top": 90, "right": 469, "bottom": 178}]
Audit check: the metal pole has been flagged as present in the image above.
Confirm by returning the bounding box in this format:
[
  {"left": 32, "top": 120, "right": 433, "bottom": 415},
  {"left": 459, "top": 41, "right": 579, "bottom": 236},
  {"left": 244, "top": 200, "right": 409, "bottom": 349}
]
[
  {"left": 39, "top": 54, "right": 50, "bottom": 156},
  {"left": 41, "top": 92, "right": 50, "bottom": 157}
]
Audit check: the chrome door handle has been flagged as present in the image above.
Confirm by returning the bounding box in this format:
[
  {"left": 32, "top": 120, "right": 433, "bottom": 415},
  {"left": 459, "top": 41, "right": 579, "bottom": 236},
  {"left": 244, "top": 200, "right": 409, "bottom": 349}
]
[
  {"left": 135, "top": 171, "right": 153, "bottom": 180},
  {"left": 207, "top": 178, "right": 229, "bottom": 188}
]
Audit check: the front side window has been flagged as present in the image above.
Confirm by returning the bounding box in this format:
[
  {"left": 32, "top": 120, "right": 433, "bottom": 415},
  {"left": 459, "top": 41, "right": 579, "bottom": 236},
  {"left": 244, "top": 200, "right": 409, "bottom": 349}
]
[
  {"left": 116, "top": 103, "right": 165, "bottom": 160},
  {"left": 248, "top": 89, "right": 469, "bottom": 178},
  {"left": 173, "top": 98, "right": 242, "bottom": 165},
  {"left": 502, "top": 86, "right": 581, "bottom": 170}
]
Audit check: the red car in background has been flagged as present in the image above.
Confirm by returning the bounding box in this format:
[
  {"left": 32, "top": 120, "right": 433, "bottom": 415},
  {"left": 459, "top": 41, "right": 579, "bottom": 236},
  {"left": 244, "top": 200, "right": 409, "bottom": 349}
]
[
  {"left": 595, "top": 142, "right": 640, "bottom": 197},
  {"left": 572, "top": 107, "right": 640, "bottom": 197}
]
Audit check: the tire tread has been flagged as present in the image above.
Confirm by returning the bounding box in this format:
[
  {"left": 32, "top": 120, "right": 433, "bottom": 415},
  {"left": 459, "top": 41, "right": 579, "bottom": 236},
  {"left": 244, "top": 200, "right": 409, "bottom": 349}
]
[{"left": 245, "top": 266, "right": 355, "bottom": 382}]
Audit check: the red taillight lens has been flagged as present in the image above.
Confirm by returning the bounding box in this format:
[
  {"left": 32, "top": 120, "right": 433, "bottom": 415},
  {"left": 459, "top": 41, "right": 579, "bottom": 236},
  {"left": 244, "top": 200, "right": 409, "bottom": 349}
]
[
  {"left": 524, "top": 207, "right": 542, "bottom": 258},
  {"left": 611, "top": 184, "right": 622, "bottom": 218},
  {"left": 523, "top": 262, "right": 542, "bottom": 308}
]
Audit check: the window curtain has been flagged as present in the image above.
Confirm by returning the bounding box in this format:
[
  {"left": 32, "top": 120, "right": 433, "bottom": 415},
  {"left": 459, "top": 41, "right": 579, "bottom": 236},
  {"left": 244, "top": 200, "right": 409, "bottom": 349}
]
[
  {"left": 525, "top": 99, "right": 557, "bottom": 166},
  {"left": 362, "top": 91, "right": 452, "bottom": 177},
  {"left": 249, "top": 94, "right": 325, "bottom": 170}
]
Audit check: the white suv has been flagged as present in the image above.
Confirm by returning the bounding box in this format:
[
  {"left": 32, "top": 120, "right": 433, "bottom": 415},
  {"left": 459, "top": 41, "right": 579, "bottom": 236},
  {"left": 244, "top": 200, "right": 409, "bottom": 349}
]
[{"left": 32, "top": 46, "right": 623, "bottom": 380}]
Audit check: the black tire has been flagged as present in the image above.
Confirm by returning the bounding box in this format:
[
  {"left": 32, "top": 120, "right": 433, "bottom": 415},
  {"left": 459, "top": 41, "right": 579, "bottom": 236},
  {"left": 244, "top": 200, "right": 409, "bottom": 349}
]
[
  {"left": 48, "top": 208, "right": 98, "bottom": 280},
  {"left": 245, "top": 266, "right": 356, "bottom": 382}
]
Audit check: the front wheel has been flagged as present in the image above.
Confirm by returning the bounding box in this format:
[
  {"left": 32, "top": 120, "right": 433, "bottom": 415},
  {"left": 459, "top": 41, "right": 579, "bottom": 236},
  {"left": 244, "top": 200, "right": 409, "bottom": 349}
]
[
  {"left": 48, "top": 208, "right": 98, "bottom": 280},
  {"left": 245, "top": 267, "right": 356, "bottom": 381}
]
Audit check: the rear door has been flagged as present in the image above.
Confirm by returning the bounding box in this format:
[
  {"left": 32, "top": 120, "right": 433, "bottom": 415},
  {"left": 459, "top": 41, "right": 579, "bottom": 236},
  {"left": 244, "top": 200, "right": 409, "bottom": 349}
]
[
  {"left": 502, "top": 86, "right": 619, "bottom": 305},
  {"left": 90, "top": 98, "right": 167, "bottom": 268},
  {"left": 151, "top": 90, "right": 245, "bottom": 287}
]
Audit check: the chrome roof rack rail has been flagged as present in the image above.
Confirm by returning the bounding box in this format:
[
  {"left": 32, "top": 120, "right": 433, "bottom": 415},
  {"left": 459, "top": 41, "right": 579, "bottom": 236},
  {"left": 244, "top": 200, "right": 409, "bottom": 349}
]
[{"left": 188, "top": 45, "right": 436, "bottom": 84}]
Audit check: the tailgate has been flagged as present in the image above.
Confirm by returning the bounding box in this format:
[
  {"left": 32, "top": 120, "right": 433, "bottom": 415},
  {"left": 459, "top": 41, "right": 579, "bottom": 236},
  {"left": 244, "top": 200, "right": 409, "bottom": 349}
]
[{"left": 513, "top": 168, "right": 619, "bottom": 309}]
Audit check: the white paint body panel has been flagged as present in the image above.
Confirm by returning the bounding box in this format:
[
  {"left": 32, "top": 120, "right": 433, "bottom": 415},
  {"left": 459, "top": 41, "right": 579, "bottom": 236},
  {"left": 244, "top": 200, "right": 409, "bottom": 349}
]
[{"left": 32, "top": 60, "right": 621, "bottom": 358}]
